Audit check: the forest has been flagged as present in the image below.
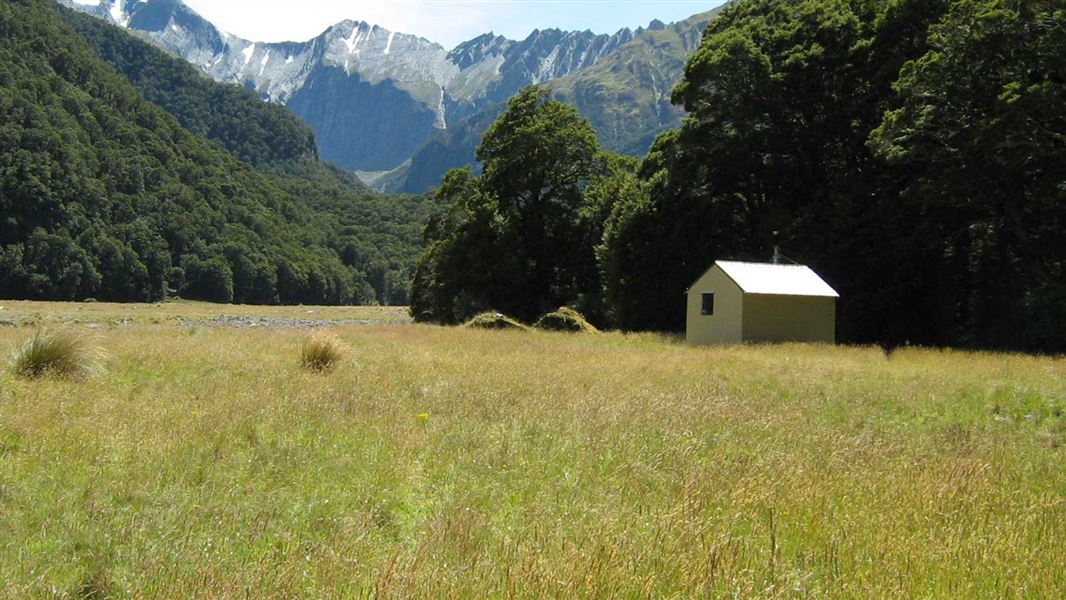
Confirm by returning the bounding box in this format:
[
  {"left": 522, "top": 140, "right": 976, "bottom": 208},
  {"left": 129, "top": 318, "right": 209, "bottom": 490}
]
[
  {"left": 411, "top": 0, "right": 1065, "bottom": 353},
  {"left": 0, "top": 0, "right": 431, "bottom": 307}
]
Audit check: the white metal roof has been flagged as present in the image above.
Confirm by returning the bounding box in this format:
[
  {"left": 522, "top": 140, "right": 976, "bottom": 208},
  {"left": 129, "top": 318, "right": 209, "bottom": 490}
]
[{"left": 715, "top": 261, "right": 840, "bottom": 298}]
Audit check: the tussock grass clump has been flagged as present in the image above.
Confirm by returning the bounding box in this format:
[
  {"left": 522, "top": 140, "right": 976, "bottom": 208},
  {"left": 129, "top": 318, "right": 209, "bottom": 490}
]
[
  {"left": 11, "top": 329, "right": 99, "bottom": 380},
  {"left": 300, "top": 333, "right": 346, "bottom": 372},
  {"left": 463, "top": 312, "right": 529, "bottom": 331},
  {"left": 534, "top": 307, "right": 599, "bottom": 333}
]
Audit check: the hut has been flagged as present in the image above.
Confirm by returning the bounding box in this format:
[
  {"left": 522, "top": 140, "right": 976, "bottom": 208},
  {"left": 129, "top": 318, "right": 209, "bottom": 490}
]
[{"left": 686, "top": 261, "right": 839, "bottom": 345}]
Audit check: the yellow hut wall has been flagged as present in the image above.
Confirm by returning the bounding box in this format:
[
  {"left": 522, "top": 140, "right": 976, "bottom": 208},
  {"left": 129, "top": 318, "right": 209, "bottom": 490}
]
[
  {"left": 686, "top": 266, "right": 744, "bottom": 345},
  {"left": 741, "top": 294, "right": 836, "bottom": 344}
]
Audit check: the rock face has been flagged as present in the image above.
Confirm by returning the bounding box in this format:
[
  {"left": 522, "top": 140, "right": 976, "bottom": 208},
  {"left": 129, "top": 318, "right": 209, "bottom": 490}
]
[
  {"left": 66, "top": 1, "right": 640, "bottom": 171},
  {"left": 65, "top": 0, "right": 723, "bottom": 190},
  {"left": 549, "top": 10, "right": 720, "bottom": 155},
  {"left": 397, "top": 9, "right": 723, "bottom": 194}
]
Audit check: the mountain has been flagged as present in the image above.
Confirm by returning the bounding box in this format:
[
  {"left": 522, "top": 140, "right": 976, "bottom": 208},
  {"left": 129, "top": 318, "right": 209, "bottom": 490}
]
[
  {"left": 1, "top": 0, "right": 429, "bottom": 305},
  {"left": 394, "top": 9, "right": 723, "bottom": 194},
  {"left": 65, "top": 0, "right": 652, "bottom": 177},
  {"left": 55, "top": 4, "right": 307, "bottom": 167},
  {"left": 550, "top": 10, "right": 720, "bottom": 155},
  {"left": 394, "top": 105, "right": 506, "bottom": 195},
  {"left": 54, "top": 2, "right": 375, "bottom": 195}
]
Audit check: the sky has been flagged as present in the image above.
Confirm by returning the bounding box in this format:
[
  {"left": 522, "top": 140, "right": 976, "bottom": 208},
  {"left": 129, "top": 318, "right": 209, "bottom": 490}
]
[{"left": 78, "top": 1, "right": 727, "bottom": 49}]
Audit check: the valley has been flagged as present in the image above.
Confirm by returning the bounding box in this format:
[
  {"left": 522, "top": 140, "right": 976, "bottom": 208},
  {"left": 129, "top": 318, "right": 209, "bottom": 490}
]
[
  {"left": 1, "top": 0, "right": 1064, "bottom": 595},
  {"left": 64, "top": 0, "right": 725, "bottom": 192}
]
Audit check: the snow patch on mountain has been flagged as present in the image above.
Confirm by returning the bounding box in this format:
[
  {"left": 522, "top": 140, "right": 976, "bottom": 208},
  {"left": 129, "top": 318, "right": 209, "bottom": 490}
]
[
  {"left": 108, "top": 0, "right": 128, "bottom": 26},
  {"left": 343, "top": 23, "right": 363, "bottom": 54},
  {"left": 259, "top": 50, "right": 271, "bottom": 76},
  {"left": 67, "top": 0, "right": 663, "bottom": 174}
]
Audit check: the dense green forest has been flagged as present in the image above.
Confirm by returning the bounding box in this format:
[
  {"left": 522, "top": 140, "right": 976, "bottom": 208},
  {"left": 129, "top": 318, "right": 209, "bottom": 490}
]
[
  {"left": 0, "top": 0, "right": 430, "bottom": 306},
  {"left": 412, "top": 0, "right": 1065, "bottom": 353}
]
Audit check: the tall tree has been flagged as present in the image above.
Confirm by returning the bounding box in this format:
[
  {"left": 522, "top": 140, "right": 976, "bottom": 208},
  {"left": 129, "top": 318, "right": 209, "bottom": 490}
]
[
  {"left": 870, "top": 0, "right": 1066, "bottom": 351},
  {"left": 411, "top": 86, "right": 614, "bottom": 324}
]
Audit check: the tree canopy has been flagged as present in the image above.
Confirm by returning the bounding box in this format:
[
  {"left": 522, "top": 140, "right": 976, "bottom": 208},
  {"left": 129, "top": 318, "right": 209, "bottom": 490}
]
[
  {"left": 410, "top": 86, "right": 624, "bottom": 324},
  {"left": 869, "top": 0, "right": 1066, "bottom": 349},
  {"left": 599, "top": 0, "right": 1064, "bottom": 352}
]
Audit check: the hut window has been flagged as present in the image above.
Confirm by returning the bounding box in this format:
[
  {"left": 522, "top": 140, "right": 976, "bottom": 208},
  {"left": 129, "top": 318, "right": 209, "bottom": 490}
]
[{"left": 701, "top": 292, "right": 715, "bottom": 316}]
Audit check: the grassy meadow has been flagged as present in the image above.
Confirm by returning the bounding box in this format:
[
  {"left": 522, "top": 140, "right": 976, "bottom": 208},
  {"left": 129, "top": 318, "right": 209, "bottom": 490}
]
[{"left": 0, "top": 301, "right": 1064, "bottom": 597}]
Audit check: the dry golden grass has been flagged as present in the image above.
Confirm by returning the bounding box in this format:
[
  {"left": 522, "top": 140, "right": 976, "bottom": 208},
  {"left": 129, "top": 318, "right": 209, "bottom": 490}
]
[
  {"left": 463, "top": 311, "right": 530, "bottom": 330},
  {"left": 300, "top": 333, "right": 347, "bottom": 373},
  {"left": 533, "top": 307, "right": 599, "bottom": 333},
  {"left": 0, "top": 303, "right": 1063, "bottom": 597}
]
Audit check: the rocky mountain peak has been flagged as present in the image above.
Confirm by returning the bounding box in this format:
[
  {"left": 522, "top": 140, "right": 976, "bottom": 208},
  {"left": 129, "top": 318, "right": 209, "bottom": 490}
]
[
  {"left": 66, "top": 0, "right": 717, "bottom": 184},
  {"left": 448, "top": 32, "right": 512, "bottom": 69}
]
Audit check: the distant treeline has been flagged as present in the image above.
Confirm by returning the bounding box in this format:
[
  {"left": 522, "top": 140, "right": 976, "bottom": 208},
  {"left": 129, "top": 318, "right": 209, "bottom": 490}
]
[
  {"left": 411, "top": 0, "right": 1065, "bottom": 353},
  {"left": 0, "top": 0, "right": 431, "bottom": 306}
]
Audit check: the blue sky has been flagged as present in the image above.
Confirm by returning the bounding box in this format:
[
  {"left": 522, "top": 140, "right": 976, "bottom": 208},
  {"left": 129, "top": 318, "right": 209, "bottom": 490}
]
[{"left": 165, "top": 1, "right": 727, "bottom": 49}]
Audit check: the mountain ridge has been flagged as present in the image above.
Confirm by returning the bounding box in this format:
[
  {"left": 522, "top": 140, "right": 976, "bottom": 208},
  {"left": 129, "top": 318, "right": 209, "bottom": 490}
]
[
  {"left": 393, "top": 7, "right": 723, "bottom": 193},
  {"left": 65, "top": 0, "right": 724, "bottom": 190}
]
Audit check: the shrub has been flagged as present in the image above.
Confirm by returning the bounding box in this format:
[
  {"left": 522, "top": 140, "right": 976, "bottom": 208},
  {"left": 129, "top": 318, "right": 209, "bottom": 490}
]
[
  {"left": 534, "top": 307, "right": 599, "bottom": 333},
  {"left": 300, "top": 333, "right": 345, "bottom": 372},
  {"left": 11, "top": 329, "right": 99, "bottom": 380},
  {"left": 463, "top": 312, "right": 530, "bottom": 331}
]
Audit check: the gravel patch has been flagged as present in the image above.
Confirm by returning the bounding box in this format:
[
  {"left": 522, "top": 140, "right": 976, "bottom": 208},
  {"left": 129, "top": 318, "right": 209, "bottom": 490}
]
[{"left": 177, "top": 316, "right": 411, "bottom": 330}]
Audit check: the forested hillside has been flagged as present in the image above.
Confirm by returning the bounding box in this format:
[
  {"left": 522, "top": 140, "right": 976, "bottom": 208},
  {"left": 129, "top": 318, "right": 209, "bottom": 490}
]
[
  {"left": 54, "top": 2, "right": 383, "bottom": 198},
  {"left": 0, "top": 0, "right": 430, "bottom": 306},
  {"left": 56, "top": 3, "right": 318, "bottom": 173},
  {"left": 412, "top": 0, "right": 1066, "bottom": 353}
]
